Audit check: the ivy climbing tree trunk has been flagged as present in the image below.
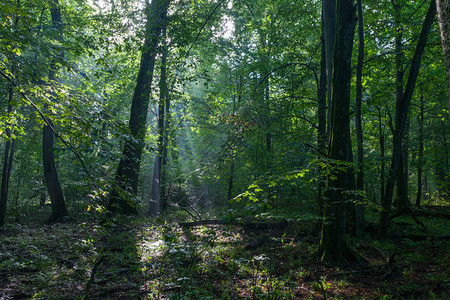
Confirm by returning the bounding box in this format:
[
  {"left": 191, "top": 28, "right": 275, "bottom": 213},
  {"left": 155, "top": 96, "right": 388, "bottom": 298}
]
[
  {"left": 319, "top": 0, "right": 358, "bottom": 263},
  {"left": 44, "top": 0, "right": 69, "bottom": 223},
  {"left": 109, "top": 0, "right": 170, "bottom": 214},
  {"left": 436, "top": 0, "right": 450, "bottom": 115},
  {"left": 379, "top": 0, "right": 436, "bottom": 237}
]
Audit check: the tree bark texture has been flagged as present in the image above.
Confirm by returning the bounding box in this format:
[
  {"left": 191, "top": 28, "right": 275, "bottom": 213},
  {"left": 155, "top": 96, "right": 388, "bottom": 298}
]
[
  {"left": 109, "top": 0, "right": 170, "bottom": 214},
  {"left": 44, "top": 0, "right": 69, "bottom": 222},
  {"left": 379, "top": 0, "right": 436, "bottom": 237},
  {"left": 319, "top": 0, "right": 358, "bottom": 263},
  {"left": 436, "top": 0, "right": 450, "bottom": 115}
]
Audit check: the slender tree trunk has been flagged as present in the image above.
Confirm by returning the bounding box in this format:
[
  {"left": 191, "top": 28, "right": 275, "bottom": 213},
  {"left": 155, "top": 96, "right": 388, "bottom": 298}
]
[
  {"left": 377, "top": 106, "right": 386, "bottom": 202},
  {"left": 379, "top": 0, "right": 436, "bottom": 237},
  {"left": 437, "top": 113, "right": 449, "bottom": 197},
  {"left": 149, "top": 27, "right": 169, "bottom": 216},
  {"left": 0, "top": 87, "right": 15, "bottom": 226},
  {"left": 0, "top": 0, "right": 20, "bottom": 227},
  {"left": 109, "top": 0, "right": 170, "bottom": 214},
  {"left": 416, "top": 94, "right": 424, "bottom": 207},
  {"left": 319, "top": 0, "right": 358, "bottom": 263},
  {"left": 160, "top": 29, "right": 170, "bottom": 213},
  {"left": 354, "top": 0, "right": 365, "bottom": 235},
  {"left": 44, "top": 0, "right": 69, "bottom": 222},
  {"left": 436, "top": 0, "right": 450, "bottom": 115},
  {"left": 227, "top": 159, "right": 235, "bottom": 202}
]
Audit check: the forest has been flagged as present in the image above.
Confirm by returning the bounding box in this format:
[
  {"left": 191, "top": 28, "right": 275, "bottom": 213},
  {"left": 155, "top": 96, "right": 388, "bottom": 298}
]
[{"left": 0, "top": 0, "right": 449, "bottom": 298}]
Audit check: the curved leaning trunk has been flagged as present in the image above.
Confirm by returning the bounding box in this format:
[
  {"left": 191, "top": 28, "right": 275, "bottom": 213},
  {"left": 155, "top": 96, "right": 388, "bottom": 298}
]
[
  {"left": 44, "top": 0, "right": 69, "bottom": 222},
  {"left": 43, "top": 122, "right": 68, "bottom": 222}
]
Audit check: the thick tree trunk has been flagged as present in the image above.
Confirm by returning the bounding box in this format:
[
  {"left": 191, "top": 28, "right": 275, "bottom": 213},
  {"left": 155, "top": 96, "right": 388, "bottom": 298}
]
[
  {"left": 149, "top": 28, "right": 168, "bottom": 216},
  {"left": 44, "top": 0, "right": 69, "bottom": 223},
  {"left": 379, "top": 0, "right": 436, "bottom": 237},
  {"left": 323, "top": 0, "right": 336, "bottom": 134},
  {"left": 43, "top": 122, "right": 69, "bottom": 222},
  {"left": 436, "top": 0, "right": 450, "bottom": 115},
  {"left": 109, "top": 0, "right": 170, "bottom": 214},
  {"left": 319, "top": 0, "right": 358, "bottom": 263},
  {"left": 416, "top": 94, "right": 424, "bottom": 207},
  {"left": 317, "top": 22, "right": 327, "bottom": 216},
  {"left": 395, "top": 116, "right": 410, "bottom": 211}
]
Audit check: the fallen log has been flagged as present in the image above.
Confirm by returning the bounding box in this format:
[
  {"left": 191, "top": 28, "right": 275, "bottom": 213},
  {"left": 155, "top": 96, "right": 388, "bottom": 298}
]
[{"left": 179, "top": 219, "right": 290, "bottom": 230}]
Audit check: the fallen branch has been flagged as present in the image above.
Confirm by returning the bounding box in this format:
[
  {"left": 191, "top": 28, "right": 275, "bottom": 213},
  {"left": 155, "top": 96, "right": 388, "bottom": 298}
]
[
  {"left": 82, "top": 255, "right": 105, "bottom": 300},
  {"left": 391, "top": 233, "right": 450, "bottom": 241}
]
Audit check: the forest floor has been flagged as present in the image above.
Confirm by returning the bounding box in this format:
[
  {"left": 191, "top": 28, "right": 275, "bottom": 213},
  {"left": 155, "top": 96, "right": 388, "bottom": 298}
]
[{"left": 0, "top": 206, "right": 449, "bottom": 299}]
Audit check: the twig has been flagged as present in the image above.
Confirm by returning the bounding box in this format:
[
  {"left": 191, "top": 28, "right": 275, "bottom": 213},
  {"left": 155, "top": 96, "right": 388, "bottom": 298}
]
[{"left": 185, "top": 0, "right": 227, "bottom": 58}]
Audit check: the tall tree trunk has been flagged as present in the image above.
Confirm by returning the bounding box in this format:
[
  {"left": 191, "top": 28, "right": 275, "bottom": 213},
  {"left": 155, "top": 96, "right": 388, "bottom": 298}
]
[
  {"left": 44, "top": 0, "right": 69, "bottom": 222},
  {"left": 0, "top": 0, "right": 20, "bottom": 227},
  {"left": 436, "top": 0, "right": 450, "bottom": 115},
  {"left": 319, "top": 0, "right": 358, "bottom": 263},
  {"left": 377, "top": 106, "right": 386, "bottom": 202},
  {"left": 416, "top": 94, "right": 424, "bottom": 206},
  {"left": 160, "top": 28, "right": 170, "bottom": 213},
  {"left": 323, "top": 0, "right": 336, "bottom": 134},
  {"left": 0, "top": 87, "right": 16, "bottom": 226},
  {"left": 109, "top": 0, "right": 170, "bottom": 214},
  {"left": 395, "top": 115, "right": 410, "bottom": 211},
  {"left": 379, "top": 0, "right": 436, "bottom": 237},
  {"left": 437, "top": 111, "right": 449, "bottom": 197},
  {"left": 317, "top": 20, "right": 327, "bottom": 216},
  {"left": 149, "top": 27, "right": 169, "bottom": 216},
  {"left": 354, "top": 0, "right": 365, "bottom": 235},
  {"left": 391, "top": 0, "right": 410, "bottom": 214}
]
